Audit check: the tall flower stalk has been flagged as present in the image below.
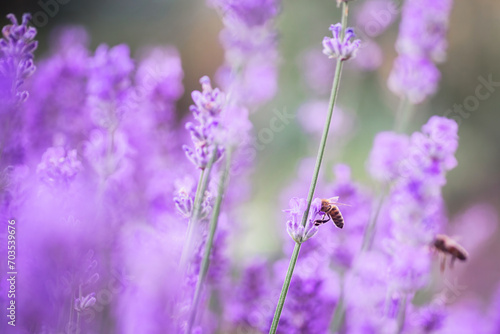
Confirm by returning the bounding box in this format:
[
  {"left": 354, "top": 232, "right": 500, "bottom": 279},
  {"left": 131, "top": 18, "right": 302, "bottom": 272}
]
[
  {"left": 269, "top": 3, "right": 359, "bottom": 332},
  {"left": 187, "top": 149, "right": 232, "bottom": 333},
  {"left": 179, "top": 76, "right": 225, "bottom": 272}
]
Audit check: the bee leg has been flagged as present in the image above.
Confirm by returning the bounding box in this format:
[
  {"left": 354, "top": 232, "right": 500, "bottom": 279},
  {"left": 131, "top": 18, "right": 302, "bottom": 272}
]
[
  {"left": 314, "top": 214, "right": 330, "bottom": 226},
  {"left": 450, "top": 255, "right": 456, "bottom": 269}
]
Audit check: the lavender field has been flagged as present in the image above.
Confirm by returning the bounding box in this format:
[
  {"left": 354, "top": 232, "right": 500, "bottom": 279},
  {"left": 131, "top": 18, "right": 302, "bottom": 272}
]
[{"left": 1, "top": 0, "right": 500, "bottom": 333}]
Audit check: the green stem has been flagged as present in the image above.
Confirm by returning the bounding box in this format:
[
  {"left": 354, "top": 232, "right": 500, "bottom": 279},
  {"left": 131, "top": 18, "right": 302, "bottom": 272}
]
[
  {"left": 269, "top": 4, "right": 350, "bottom": 333},
  {"left": 330, "top": 272, "right": 345, "bottom": 333},
  {"left": 68, "top": 289, "right": 74, "bottom": 333},
  {"left": 269, "top": 242, "right": 302, "bottom": 334},
  {"left": 361, "top": 187, "right": 387, "bottom": 252},
  {"left": 397, "top": 294, "right": 408, "bottom": 333},
  {"left": 394, "top": 97, "right": 412, "bottom": 133},
  {"left": 186, "top": 149, "right": 232, "bottom": 333},
  {"left": 180, "top": 151, "right": 217, "bottom": 272},
  {"left": 76, "top": 285, "right": 82, "bottom": 334}
]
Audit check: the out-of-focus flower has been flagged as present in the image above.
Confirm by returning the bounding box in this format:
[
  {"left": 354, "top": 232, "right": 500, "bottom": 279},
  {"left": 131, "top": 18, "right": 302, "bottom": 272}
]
[
  {"left": 36, "top": 147, "right": 83, "bottom": 187},
  {"left": 297, "top": 100, "right": 356, "bottom": 141},
  {"left": 322, "top": 24, "right": 361, "bottom": 61},
  {"left": 407, "top": 303, "right": 447, "bottom": 332},
  {"left": 0, "top": 13, "right": 37, "bottom": 104},
  {"left": 355, "top": 0, "right": 396, "bottom": 38},
  {"left": 387, "top": 243, "right": 430, "bottom": 292},
  {"left": 272, "top": 259, "right": 339, "bottom": 333},
  {"left": 437, "top": 299, "right": 495, "bottom": 334},
  {"left": 211, "top": 0, "right": 280, "bottom": 108},
  {"left": 225, "top": 259, "right": 272, "bottom": 332},
  {"left": 367, "top": 131, "right": 410, "bottom": 183},
  {"left": 135, "top": 47, "right": 184, "bottom": 124},
  {"left": 84, "top": 129, "right": 135, "bottom": 182},
  {"left": 388, "top": 55, "right": 440, "bottom": 104},
  {"left": 396, "top": 0, "right": 453, "bottom": 63},
  {"left": 285, "top": 197, "right": 324, "bottom": 243},
  {"left": 24, "top": 27, "right": 90, "bottom": 154},
  {"left": 299, "top": 49, "right": 335, "bottom": 95},
  {"left": 0, "top": 14, "right": 37, "bottom": 167},
  {"left": 183, "top": 76, "right": 225, "bottom": 169},
  {"left": 407, "top": 116, "right": 458, "bottom": 185},
  {"left": 449, "top": 203, "right": 498, "bottom": 254},
  {"left": 210, "top": 0, "right": 280, "bottom": 27},
  {"left": 388, "top": 0, "right": 453, "bottom": 103},
  {"left": 87, "top": 44, "right": 134, "bottom": 129},
  {"left": 351, "top": 38, "right": 383, "bottom": 71}
]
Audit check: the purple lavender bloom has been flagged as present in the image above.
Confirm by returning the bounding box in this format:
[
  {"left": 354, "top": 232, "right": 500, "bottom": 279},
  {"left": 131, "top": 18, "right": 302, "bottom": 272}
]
[
  {"left": 490, "top": 285, "right": 500, "bottom": 333},
  {"left": 351, "top": 38, "right": 383, "bottom": 71},
  {"left": 0, "top": 14, "right": 37, "bottom": 167},
  {"left": 23, "top": 26, "right": 90, "bottom": 154},
  {"left": 226, "top": 259, "right": 273, "bottom": 332},
  {"left": 407, "top": 303, "right": 447, "bottom": 332},
  {"left": 388, "top": 117, "right": 458, "bottom": 246},
  {"left": 173, "top": 177, "right": 195, "bottom": 219},
  {"left": 388, "top": 55, "right": 440, "bottom": 104},
  {"left": 74, "top": 292, "right": 97, "bottom": 312},
  {"left": 407, "top": 116, "right": 458, "bottom": 185},
  {"left": 183, "top": 76, "right": 225, "bottom": 169},
  {"left": 396, "top": 0, "right": 453, "bottom": 63},
  {"left": 173, "top": 177, "right": 214, "bottom": 220},
  {"left": 387, "top": 243, "right": 430, "bottom": 292},
  {"left": 450, "top": 203, "right": 497, "bottom": 255},
  {"left": 210, "top": 0, "right": 280, "bottom": 27},
  {"left": 299, "top": 49, "right": 335, "bottom": 95},
  {"left": 191, "top": 222, "right": 229, "bottom": 287},
  {"left": 191, "top": 76, "right": 225, "bottom": 118},
  {"left": 135, "top": 47, "right": 184, "bottom": 124},
  {"left": 273, "top": 259, "right": 339, "bottom": 334},
  {"left": 297, "top": 100, "right": 355, "bottom": 141},
  {"left": 355, "top": 0, "right": 396, "bottom": 38},
  {"left": 367, "top": 131, "right": 410, "bottom": 183},
  {"left": 0, "top": 13, "right": 37, "bottom": 104},
  {"left": 210, "top": 0, "right": 280, "bottom": 109},
  {"left": 84, "top": 129, "right": 135, "bottom": 183},
  {"left": 322, "top": 23, "right": 361, "bottom": 61},
  {"left": 36, "top": 147, "right": 83, "bottom": 187},
  {"left": 438, "top": 300, "right": 494, "bottom": 333},
  {"left": 284, "top": 197, "right": 323, "bottom": 243},
  {"left": 343, "top": 252, "right": 401, "bottom": 332},
  {"left": 87, "top": 44, "right": 134, "bottom": 129}
]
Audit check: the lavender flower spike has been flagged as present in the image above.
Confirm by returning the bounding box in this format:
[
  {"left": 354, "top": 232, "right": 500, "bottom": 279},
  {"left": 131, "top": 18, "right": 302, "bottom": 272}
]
[
  {"left": 36, "top": 147, "right": 83, "bottom": 187},
  {"left": 285, "top": 197, "right": 323, "bottom": 243},
  {"left": 0, "top": 13, "right": 38, "bottom": 103},
  {"left": 183, "top": 76, "right": 225, "bottom": 169},
  {"left": 74, "top": 293, "right": 97, "bottom": 312},
  {"left": 322, "top": 23, "right": 361, "bottom": 61}
]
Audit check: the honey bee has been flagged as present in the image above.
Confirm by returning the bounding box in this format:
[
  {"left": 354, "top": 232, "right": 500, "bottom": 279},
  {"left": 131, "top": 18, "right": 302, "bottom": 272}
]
[
  {"left": 432, "top": 234, "right": 469, "bottom": 272},
  {"left": 314, "top": 197, "right": 348, "bottom": 229}
]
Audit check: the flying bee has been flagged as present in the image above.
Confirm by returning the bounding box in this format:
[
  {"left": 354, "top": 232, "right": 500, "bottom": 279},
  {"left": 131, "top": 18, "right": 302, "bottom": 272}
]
[
  {"left": 314, "top": 197, "right": 349, "bottom": 229},
  {"left": 432, "top": 234, "right": 469, "bottom": 272}
]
